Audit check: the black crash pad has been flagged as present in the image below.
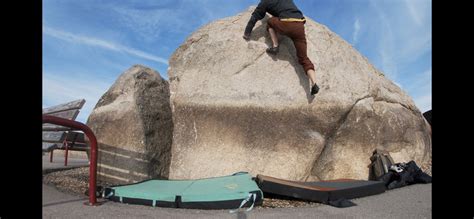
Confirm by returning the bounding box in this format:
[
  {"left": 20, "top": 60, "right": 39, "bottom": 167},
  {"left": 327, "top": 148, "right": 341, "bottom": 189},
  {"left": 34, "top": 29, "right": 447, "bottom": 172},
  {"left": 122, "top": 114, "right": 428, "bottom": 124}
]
[{"left": 256, "top": 175, "right": 386, "bottom": 204}]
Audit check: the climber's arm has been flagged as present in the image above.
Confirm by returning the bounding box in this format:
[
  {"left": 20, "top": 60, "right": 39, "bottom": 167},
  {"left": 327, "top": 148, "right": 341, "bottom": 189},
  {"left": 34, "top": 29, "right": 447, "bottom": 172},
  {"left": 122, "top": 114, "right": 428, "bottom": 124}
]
[{"left": 243, "top": 1, "right": 268, "bottom": 40}]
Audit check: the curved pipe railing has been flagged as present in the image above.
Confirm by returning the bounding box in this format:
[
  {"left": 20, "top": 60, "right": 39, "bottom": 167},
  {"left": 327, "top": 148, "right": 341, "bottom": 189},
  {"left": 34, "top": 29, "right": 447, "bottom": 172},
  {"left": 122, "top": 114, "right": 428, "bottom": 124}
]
[{"left": 43, "top": 115, "right": 98, "bottom": 205}]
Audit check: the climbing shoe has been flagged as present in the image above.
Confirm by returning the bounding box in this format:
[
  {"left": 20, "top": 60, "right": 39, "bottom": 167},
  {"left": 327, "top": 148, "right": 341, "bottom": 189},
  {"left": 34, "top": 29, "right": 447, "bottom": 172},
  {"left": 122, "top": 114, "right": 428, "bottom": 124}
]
[
  {"left": 311, "top": 83, "right": 320, "bottom": 95},
  {"left": 266, "top": 46, "right": 279, "bottom": 55}
]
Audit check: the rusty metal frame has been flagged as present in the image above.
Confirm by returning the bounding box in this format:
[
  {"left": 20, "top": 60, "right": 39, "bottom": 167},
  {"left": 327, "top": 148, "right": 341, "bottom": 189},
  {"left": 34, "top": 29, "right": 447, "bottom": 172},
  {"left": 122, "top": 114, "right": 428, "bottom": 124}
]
[
  {"left": 42, "top": 115, "right": 100, "bottom": 206},
  {"left": 63, "top": 138, "right": 69, "bottom": 166}
]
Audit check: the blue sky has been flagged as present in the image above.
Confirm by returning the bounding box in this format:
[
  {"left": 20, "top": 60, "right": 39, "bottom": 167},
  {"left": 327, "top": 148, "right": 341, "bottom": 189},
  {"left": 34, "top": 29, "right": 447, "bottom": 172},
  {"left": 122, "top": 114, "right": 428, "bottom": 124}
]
[{"left": 43, "top": 0, "right": 432, "bottom": 123}]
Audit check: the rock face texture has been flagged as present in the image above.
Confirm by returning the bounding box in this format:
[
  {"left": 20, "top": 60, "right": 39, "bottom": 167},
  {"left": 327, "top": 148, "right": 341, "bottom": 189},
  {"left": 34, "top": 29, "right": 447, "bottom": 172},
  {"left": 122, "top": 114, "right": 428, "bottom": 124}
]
[
  {"left": 167, "top": 7, "right": 431, "bottom": 181},
  {"left": 86, "top": 65, "right": 173, "bottom": 184}
]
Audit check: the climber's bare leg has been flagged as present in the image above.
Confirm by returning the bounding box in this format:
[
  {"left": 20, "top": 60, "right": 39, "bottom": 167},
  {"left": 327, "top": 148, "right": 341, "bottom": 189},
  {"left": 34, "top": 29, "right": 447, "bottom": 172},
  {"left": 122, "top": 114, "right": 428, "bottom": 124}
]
[
  {"left": 268, "top": 27, "right": 279, "bottom": 47},
  {"left": 307, "top": 69, "right": 317, "bottom": 85}
]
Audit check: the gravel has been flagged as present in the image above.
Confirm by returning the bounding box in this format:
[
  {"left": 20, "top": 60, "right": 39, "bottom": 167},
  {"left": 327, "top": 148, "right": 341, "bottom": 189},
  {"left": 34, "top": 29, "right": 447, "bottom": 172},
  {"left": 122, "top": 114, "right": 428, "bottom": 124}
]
[{"left": 42, "top": 167, "right": 321, "bottom": 208}]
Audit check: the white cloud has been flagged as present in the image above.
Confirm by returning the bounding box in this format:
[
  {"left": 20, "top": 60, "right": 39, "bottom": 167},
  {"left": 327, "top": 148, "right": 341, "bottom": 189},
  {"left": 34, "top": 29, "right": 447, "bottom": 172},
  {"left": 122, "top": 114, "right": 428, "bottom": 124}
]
[
  {"left": 414, "top": 94, "right": 431, "bottom": 113},
  {"left": 352, "top": 18, "right": 360, "bottom": 44},
  {"left": 43, "top": 26, "right": 168, "bottom": 65},
  {"left": 406, "top": 69, "right": 432, "bottom": 91},
  {"left": 393, "top": 0, "right": 431, "bottom": 64},
  {"left": 109, "top": 3, "right": 199, "bottom": 43},
  {"left": 379, "top": 33, "right": 398, "bottom": 82},
  {"left": 108, "top": 1, "right": 251, "bottom": 43},
  {"left": 368, "top": 0, "right": 431, "bottom": 75},
  {"left": 406, "top": 68, "right": 431, "bottom": 113},
  {"left": 403, "top": 0, "right": 424, "bottom": 26},
  {"left": 369, "top": 0, "right": 397, "bottom": 80},
  {"left": 43, "top": 72, "right": 113, "bottom": 123},
  {"left": 397, "top": 32, "right": 431, "bottom": 64}
]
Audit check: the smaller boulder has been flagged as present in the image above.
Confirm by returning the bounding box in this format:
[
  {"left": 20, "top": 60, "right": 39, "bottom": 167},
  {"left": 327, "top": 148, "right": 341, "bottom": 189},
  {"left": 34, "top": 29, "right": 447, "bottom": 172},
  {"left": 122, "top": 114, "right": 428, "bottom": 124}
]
[{"left": 87, "top": 65, "right": 173, "bottom": 184}]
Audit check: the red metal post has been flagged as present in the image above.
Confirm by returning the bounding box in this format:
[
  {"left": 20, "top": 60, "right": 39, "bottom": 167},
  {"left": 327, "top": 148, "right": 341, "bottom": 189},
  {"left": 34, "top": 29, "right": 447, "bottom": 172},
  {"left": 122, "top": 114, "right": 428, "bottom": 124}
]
[
  {"left": 42, "top": 115, "right": 99, "bottom": 206},
  {"left": 64, "top": 140, "right": 69, "bottom": 166}
]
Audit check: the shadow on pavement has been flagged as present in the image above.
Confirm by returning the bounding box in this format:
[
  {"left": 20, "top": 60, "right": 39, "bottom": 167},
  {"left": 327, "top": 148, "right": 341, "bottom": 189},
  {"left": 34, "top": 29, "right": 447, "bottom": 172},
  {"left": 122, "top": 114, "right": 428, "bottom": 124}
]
[{"left": 43, "top": 197, "right": 88, "bottom": 207}]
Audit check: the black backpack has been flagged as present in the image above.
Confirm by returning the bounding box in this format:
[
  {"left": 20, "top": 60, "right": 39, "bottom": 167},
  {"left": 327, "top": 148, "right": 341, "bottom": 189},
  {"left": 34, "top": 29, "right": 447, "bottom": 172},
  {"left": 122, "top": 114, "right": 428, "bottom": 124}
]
[{"left": 368, "top": 149, "right": 395, "bottom": 181}]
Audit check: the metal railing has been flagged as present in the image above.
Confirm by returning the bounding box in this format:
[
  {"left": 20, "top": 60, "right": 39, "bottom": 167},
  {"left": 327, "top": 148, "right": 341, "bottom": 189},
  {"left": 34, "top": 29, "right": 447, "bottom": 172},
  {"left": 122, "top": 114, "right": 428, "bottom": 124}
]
[{"left": 43, "top": 115, "right": 99, "bottom": 206}]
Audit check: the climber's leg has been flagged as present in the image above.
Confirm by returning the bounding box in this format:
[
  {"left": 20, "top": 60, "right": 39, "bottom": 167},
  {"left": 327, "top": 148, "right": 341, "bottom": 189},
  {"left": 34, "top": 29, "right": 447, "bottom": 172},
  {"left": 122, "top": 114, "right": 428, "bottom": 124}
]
[
  {"left": 290, "top": 23, "right": 318, "bottom": 95},
  {"left": 266, "top": 17, "right": 282, "bottom": 54},
  {"left": 268, "top": 27, "right": 279, "bottom": 48}
]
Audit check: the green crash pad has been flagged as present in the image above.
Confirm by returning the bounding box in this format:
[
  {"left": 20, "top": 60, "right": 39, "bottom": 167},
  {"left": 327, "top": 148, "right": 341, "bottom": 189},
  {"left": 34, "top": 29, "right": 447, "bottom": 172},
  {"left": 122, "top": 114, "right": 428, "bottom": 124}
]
[{"left": 103, "top": 172, "right": 263, "bottom": 209}]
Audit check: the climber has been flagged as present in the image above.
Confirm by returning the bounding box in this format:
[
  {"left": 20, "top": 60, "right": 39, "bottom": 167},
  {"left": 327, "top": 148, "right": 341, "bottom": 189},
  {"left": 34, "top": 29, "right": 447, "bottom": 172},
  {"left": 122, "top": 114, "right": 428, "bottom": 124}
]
[{"left": 243, "top": 0, "right": 320, "bottom": 95}]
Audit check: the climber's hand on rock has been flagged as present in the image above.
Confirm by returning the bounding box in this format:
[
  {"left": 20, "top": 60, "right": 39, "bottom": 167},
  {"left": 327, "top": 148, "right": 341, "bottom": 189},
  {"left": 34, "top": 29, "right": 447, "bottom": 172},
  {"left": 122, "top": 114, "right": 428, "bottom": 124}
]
[{"left": 243, "top": 34, "right": 250, "bottom": 41}]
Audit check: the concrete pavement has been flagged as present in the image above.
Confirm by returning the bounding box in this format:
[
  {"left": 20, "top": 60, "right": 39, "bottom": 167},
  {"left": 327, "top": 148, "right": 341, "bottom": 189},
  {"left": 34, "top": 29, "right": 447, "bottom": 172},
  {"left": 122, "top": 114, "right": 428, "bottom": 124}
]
[
  {"left": 42, "top": 154, "right": 431, "bottom": 218},
  {"left": 43, "top": 183, "right": 431, "bottom": 218}
]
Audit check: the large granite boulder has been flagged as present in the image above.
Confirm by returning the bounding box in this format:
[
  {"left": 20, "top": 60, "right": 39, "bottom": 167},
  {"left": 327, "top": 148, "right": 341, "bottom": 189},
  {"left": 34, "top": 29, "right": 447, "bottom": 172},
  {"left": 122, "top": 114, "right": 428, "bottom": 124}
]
[
  {"left": 87, "top": 65, "right": 173, "bottom": 184},
  {"left": 167, "top": 7, "right": 431, "bottom": 181}
]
